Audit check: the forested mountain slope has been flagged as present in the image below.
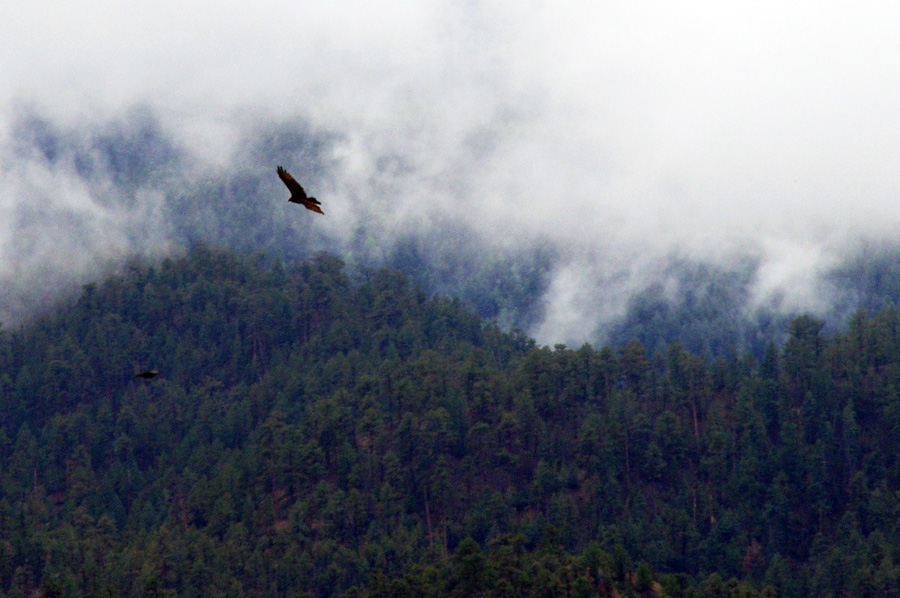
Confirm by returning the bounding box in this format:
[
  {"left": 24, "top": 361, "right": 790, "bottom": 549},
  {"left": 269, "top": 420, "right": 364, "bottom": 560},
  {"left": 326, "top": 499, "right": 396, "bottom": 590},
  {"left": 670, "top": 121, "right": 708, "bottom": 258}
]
[{"left": 2, "top": 246, "right": 900, "bottom": 597}]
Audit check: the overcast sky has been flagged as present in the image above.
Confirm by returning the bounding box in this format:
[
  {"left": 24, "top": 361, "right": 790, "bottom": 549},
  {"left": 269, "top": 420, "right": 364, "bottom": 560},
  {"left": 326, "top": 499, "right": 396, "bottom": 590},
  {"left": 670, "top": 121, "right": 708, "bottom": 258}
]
[{"left": 4, "top": 1, "right": 900, "bottom": 341}]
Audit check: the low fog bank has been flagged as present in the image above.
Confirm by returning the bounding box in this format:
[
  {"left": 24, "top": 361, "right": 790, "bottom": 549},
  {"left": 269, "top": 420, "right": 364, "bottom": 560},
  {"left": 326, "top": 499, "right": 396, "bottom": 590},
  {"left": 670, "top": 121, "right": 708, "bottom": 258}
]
[
  {"left": 7, "top": 4, "right": 900, "bottom": 355},
  {"left": 4, "top": 108, "right": 900, "bottom": 358}
]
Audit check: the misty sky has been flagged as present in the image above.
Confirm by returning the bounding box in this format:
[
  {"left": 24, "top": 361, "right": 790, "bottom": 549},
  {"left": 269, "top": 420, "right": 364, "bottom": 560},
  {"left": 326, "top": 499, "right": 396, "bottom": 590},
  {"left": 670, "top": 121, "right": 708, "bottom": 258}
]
[{"left": 4, "top": 1, "right": 900, "bottom": 343}]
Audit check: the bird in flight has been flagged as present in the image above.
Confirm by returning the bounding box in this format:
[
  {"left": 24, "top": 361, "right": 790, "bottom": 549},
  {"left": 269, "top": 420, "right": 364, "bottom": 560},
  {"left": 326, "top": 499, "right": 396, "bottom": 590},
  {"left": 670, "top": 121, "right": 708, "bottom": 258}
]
[
  {"left": 135, "top": 370, "right": 160, "bottom": 379},
  {"left": 277, "top": 166, "right": 323, "bottom": 214}
]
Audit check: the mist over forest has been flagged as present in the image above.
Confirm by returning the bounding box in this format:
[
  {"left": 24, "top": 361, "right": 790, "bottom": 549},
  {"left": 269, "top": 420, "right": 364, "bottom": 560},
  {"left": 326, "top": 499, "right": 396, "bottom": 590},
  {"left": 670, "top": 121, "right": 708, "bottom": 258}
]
[
  {"left": 7, "top": 3, "right": 900, "bottom": 356},
  {"left": 4, "top": 106, "right": 900, "bottom": 359}
]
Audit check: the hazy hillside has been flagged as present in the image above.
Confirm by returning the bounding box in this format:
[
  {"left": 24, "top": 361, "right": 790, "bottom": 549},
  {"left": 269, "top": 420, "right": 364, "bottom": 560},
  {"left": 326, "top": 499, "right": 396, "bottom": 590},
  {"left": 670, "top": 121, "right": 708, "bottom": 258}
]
[
  {"left": 9, "top": 3, "right": 900, "bottom": 360},
  {"left": 3, "top": 246, "right": 900, "bottom": 596},
  {"left": 10, "top": 109, "right": 900, "bottom": 360}
]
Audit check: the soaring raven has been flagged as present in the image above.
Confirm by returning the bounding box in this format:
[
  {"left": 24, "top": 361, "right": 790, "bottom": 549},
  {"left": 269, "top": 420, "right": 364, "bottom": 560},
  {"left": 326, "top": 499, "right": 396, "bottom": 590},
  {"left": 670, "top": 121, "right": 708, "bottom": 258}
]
[
  {"left": 134, "top": 370, "right": 160, "bottom": 379},
  {"left": 277, "top": 166, "right": 324, "bottom": 214}
]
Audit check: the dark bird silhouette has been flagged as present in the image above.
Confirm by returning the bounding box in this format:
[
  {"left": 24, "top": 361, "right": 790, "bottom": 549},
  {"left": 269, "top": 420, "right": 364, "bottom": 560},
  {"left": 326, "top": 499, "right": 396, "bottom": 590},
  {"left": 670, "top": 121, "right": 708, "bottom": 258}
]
[
  {"left": 277, "top": 166, "right": 324, "bottom": 214},
  {"left": 134, "top": 370, "right": 160, "bottom": 379}
]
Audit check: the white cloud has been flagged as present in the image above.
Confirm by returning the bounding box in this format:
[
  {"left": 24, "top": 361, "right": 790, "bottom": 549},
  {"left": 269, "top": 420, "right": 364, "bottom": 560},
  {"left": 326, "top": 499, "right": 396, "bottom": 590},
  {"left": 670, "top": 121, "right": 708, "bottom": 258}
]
[{"left": 4, "top": 1, "right": 900, "bottom": 340}]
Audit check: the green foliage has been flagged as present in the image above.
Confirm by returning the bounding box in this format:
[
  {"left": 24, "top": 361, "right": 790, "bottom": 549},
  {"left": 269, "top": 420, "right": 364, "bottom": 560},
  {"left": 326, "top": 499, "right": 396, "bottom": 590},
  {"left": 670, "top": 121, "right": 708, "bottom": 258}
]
[{"left": 4, "top": 245, "right": 900, "bottom": 596}]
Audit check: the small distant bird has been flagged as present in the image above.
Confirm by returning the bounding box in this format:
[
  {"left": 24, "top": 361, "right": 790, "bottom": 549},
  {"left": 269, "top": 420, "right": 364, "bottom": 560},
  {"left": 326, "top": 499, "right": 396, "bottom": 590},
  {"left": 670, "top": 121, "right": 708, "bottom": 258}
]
[
  {"left": 277, "top": 166, "right": 323, "bottom": 214},
  {"left": 135, "top": 370, "right": 160, "bottom": 379}
]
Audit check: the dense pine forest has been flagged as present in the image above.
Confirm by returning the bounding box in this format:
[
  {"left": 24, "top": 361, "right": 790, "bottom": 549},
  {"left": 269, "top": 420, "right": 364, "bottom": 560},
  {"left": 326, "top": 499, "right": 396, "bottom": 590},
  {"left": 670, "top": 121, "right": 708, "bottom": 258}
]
[{"left": 4, "top": 245, "right": 900, "bottom": 597}]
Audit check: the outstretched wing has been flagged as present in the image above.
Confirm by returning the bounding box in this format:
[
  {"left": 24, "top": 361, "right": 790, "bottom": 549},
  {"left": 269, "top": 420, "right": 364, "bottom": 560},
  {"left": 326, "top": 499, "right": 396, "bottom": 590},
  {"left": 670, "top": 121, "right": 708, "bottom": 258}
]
[
  {"left": 277, "top": 166, "right": 308, "bottom": 200},
  {"left": 302, "top": 200, "right": 324, "bottom": 215}
]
